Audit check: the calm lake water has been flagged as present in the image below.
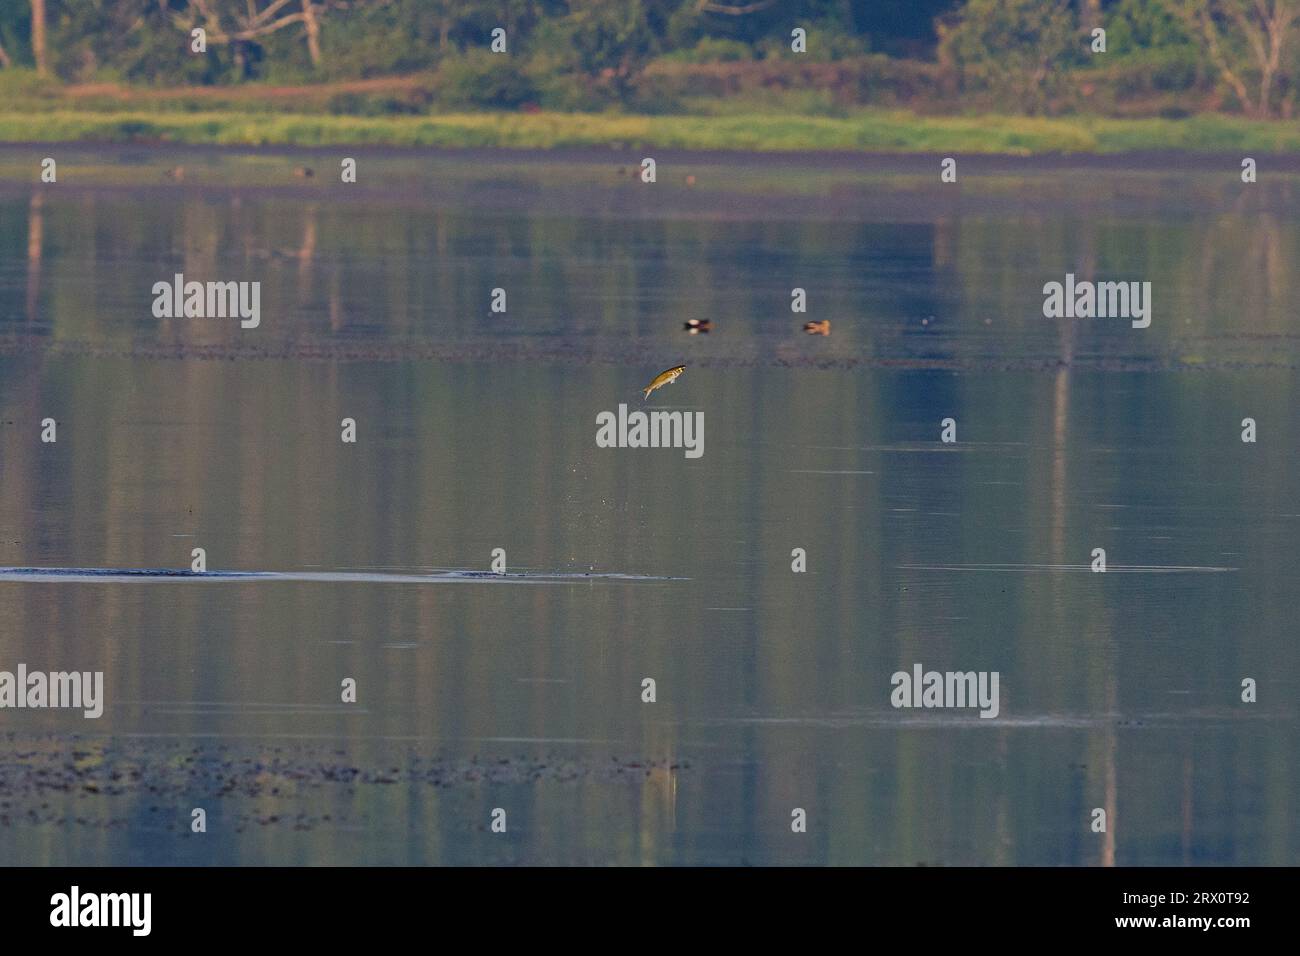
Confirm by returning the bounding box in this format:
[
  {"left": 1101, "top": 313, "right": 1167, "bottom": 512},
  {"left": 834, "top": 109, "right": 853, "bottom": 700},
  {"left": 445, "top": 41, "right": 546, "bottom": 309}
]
[{"left": 0, "top": 147, "right": 1296, "bottom": 865}]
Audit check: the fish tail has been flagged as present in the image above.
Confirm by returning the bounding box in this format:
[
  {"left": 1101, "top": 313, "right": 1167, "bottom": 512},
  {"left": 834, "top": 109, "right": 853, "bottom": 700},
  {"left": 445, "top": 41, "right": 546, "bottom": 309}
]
[{"left": 642, "top": 386, "right": 652, "bottom": 401}]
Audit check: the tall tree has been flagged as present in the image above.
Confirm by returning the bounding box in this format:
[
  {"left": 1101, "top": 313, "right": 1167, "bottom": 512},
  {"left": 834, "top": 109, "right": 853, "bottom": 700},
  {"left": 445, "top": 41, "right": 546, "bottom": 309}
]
[
  {"left": 937, "top": 0, "right": 1078, "bottom": 111},
  {"left": 1165, "top": 0, "right": 1300, "bottom": 117},
  {"left": 302, "top": 1, "right": 322, "bottom": 66},
  {"left": 177, "top": 0, "right": 347, "bottom": 70},
  {"left": 29, "top": 0, "right": 45, "bottom": 76},
  {"left": 556, "top": 0, "right": 660, "bottom": 98}
]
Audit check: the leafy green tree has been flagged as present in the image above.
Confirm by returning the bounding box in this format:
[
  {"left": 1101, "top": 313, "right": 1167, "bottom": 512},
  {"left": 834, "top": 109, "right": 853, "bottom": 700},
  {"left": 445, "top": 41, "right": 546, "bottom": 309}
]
[
  {"left": 937, "top": 0, "right": 1079, "bottom": 111},
  {"left": 1098, "top": 0, "right": 1201, "bottom": 97},
  {"left": 547, "top": 0, "right": 661, "bottom": 99},
  {"left": 1107, "top": 0, "right": 1196, "bottom": 54},
  {"left": 1163, "top": 0, "right": 1300, "bottom": 117},
  {"left": 439, "top": 48, "right": 538, "bottom": 108},
  {"left": 0, "top": 0, "right": 27, "bottom": 68},
  {"left": 684, "top": 0, "right": 859, "bottom": 47}
]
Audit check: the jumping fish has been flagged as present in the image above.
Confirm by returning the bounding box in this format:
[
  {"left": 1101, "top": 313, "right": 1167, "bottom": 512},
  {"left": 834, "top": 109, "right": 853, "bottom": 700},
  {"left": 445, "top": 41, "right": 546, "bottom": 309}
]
[{"left": 642, "top": 365, "right": 686, "bottom": 401}]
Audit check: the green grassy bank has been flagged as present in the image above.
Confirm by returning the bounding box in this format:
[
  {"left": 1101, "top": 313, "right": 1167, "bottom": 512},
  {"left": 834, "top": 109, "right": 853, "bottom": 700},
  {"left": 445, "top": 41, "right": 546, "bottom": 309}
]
[{"left": 3, "top": 107, "right": 1300, "bottom": 154}]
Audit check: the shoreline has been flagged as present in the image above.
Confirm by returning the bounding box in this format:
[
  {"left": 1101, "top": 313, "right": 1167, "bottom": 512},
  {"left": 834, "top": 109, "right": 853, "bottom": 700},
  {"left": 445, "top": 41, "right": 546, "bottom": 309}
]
[
  {"left": 2, "top": 333, "right": 1293, "bottom": 373},
  {"left": 3, "top": 107, "right": 1300, "bottom": 158},
  {"left": 4, "top": 138, "right": 1300, "bottom": 173}
]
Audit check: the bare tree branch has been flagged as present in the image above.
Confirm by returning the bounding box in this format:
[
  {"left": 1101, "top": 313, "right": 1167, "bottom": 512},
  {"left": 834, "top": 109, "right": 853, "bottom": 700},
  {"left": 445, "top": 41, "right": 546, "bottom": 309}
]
[
  {"left": 174, "top": 0, "right": 345, "bottom": 59},
  {"left": 301, "top": 1, "right": 322, "bottom": 66},
  {"left": 1165, "top": 0, "right": 1300, "bottom": 117},
  {"left": 30, "top": 0, "right": 49, "bottom": 77},
  {"left": 695, "top": 0, "right": 778, "bottom": 15}
]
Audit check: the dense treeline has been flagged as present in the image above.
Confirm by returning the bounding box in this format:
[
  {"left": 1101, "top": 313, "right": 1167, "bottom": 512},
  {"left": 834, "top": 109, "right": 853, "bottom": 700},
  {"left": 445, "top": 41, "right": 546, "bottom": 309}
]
[{"left": 0, "top": 1, "right": 1298, "bottom": 118}]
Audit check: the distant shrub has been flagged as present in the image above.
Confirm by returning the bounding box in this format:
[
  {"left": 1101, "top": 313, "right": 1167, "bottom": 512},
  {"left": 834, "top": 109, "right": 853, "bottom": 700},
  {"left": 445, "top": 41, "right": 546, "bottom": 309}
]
[
  {"left": 543, "top": 0, "right": 661, "bottom": 103},
  {"left": 937, "top": 0, "right": 1081, "bottom": 113},
  {"left": 1105, "top": 0, "right": 1196, "bottom": 57},
  {"left": 0, "top": 67, "right": 58, "bottom": 99},
  {"left": 327, "top": 89, "right": 433, "bottom": 116},
  {"left": 436, "top": 51, "right": 539, "bottom": 109},
  {"left": 756, "top": 28, "right": 870, "bottom": 62},
  {"left": 667, "top": 38, "right": 754, "bottom": 64},
  {"left": 1101, "top": 46, "right": 1204, "bottom": 95},
  {"left": 641, "top": 54, "right": 941, "bottom": 110},
  {"left": 111, "top": 119, "right": 164, "bottom": 140},
  {"left": 46, "top": 4, "right": 221, "bottom": 85},
  {"left": 510, "top": 51, "right": 597, "bottom": 112}
]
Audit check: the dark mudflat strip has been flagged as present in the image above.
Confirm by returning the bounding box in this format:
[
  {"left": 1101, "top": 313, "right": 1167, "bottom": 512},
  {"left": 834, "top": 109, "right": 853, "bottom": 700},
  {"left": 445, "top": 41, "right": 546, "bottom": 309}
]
[
  {"left": 2, "top": 333, "right": 1294, "bottom": 371},
  {"left": 0, "top": 734, "right": 690, "bottom": 833},
  {"left": 6, "top": 141, "right": 1300, "bottom": 173},
  {"left": 0, "top": 567, "right": 267, "bottom": 578},
  {"left": 0, "top": 567, "right": 685, "bottom": 584}
]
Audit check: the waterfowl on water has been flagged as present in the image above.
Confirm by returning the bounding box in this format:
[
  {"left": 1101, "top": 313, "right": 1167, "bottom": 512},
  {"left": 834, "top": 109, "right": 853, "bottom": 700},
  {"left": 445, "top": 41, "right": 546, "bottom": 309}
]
[
  {"left": 803, "top": 319, "right": 831, "bottom": 335},
  {"left": 684, "top": 319, "right": 712, "bottom": 334}
]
